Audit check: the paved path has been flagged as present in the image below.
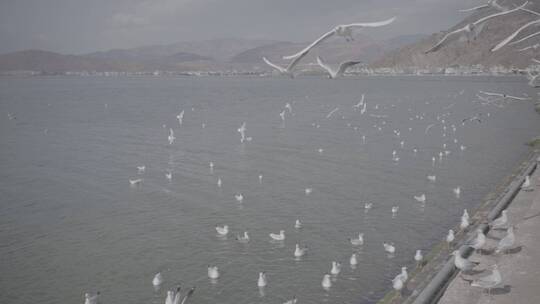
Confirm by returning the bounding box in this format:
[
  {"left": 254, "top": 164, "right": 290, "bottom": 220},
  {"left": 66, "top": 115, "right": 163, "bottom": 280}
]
[{"left": 439, "top": 160, "right": 540, "bottom": 304}]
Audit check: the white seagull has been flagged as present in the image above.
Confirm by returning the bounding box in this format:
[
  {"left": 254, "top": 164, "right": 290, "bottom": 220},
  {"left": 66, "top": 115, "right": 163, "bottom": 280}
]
[
  {"left": 414, "top": 193, "right": 426, "bottom": 203},
  {"left": 176, "top": 110, "right": 184, "bottom": 125},
  {"left": 322, "top": 274, "right": 332, "bottom": 289},
  {"left": 451, "top": 250, "right": 479, "bottom": 271},
  {"left": 294, "top": 244, "right": 308, "bottom": 258},
  {"left": 492, "top": 17, "right": 540, "bottom": 52},
  {"left": 349, "top": 233, "right": 364, "bottom": 246},
  {"left": 383, "top": 242, "right": 396, "bottom": 254},
  {"left": 168, "top": 128, "right": 176, "bottom": 145},
  {"left": 237, "top": 122, "right": 252, "bottom": 143},
  {"left": 446, "top": 229, "right": 455, "bottom": 247},
  {"left": 316, "top": 56, "right": 361, "bottom": 79},
  {"left": 208, "top": 266, "right": 220, "bottom": 279},
  {"left": 269, "top": 230, "right": 285, "bottom": 241},
  {"left": 350, "top": 253, "right": 358, "bottom": 266},
  {"left": 216, "top": 225, "right": 229, "bottom": 236},
  {"left": 330, "top": 261, "right": 342, "bottom": 275},
  {"left": 353, "top": 94, "right": 365, "bottom": 110},
  {"left": 283, "top": 17, "right": 396, "bottom": 60},
  {"left": 263, "top": 50, "right": 309, "bottom": 78},
  {"left": 426, "top": 2, "right": 529, "bottom": 53},
  {"left": 257, "top": 272, "right": 267, "bottom": 287},
  {"left": 152, "top": 272, "right": 164, "bottom": 286},
  {"left": 415, "top": 250, "right": 424, "bottom": 268},
  {"left": 490, "top": 210, "right": 509, "bottom": 229},
  {"left": 495, "top": 226, "right": 516, "bottom": 253},
  {"left": 479, "top": 91, "right": 532, "bottom": 101},
  {"left": 84, "top": 292, "right": 100, "bottom": 304},
  {"left": 129, "top": 178, "right": 142, "bottom": 186},
  {"left": 295, "top": 219, "right": 302, "bottom": 229},
  {"left": 236, "top": 231, "right": 250, "bottom": 243},
  {"left": 466, "top": 264, "right": 502, "bottom": 295},
  {"left": 459, "top": 0, "right": 507, "bottom": 12},
  {"left": 137, "top": 165, "right": 146, "bottom": 174}
]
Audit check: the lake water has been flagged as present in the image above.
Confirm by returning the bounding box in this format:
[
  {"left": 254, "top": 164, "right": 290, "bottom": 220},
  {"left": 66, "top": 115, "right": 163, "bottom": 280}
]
[{"left": 1, "top": 75, "right": 538, "bottom": 304}]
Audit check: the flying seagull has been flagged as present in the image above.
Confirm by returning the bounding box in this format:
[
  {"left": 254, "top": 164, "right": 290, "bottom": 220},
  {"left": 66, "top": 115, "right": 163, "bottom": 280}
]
[
  {"left": 459, "top": 0, "right": 507, "bottom": 12},
  {"left": 518, "top": 42, "right": 540, "bottom": 51},
  {"left": 282, "top": 17, "right": 396, "bottom": 60},
  {"left": 316, "top": 56, "right": 361, "bottom": 79},
  {"left": 479, "top": 91, "right": 532, "bottom": 101},
  {"left": 426, "top": 2, "right": 529, "bottom": 53},
  {"left": 263, "top": 49, "right": 310, "bottom": 78},
  {"left": 492, "top": 17, "right": 540, "bottom": 52}
]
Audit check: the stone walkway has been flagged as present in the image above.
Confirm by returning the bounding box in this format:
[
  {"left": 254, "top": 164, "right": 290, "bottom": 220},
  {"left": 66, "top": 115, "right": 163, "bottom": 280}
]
[{"left": 439, "top": 160, "right": 540, "bottom": 304}]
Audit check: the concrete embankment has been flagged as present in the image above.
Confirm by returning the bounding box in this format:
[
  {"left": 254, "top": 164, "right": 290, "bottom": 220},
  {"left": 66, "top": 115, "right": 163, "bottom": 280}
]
[{"left": 378, "top": 153, "right": 539, "bottom": 304}]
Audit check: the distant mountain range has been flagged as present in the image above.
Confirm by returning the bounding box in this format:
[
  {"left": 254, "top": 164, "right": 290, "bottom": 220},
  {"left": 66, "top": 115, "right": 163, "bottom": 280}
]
[
  {"left": 372, "top": 0, "right": 540, "bottom": 69},
  {"left": 0, "top": 35, "right": 427, "bottom": 73},
  {"left": 3, "top": 0, "right": 539, "bottom": 75}
]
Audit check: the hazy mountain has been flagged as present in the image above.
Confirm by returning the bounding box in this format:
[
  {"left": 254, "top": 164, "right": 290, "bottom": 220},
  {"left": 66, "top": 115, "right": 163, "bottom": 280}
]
[
  {"left": 87, "top": 38, "right": 276, "bottom": 63},
  {"left": 371, "top": 0, "right": 540, "bottom": 69},
  {"left": 0, "top": 49, "right": 213, "bottom": 73},
  {"left": 231, "top": 33, "right": 429, "bottom": 72}
]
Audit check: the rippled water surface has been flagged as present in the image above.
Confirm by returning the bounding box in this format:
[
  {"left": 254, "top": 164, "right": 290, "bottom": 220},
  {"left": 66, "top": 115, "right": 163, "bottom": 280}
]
[{"left": 1, "top": 76, "right": 539, "bottom": 304}]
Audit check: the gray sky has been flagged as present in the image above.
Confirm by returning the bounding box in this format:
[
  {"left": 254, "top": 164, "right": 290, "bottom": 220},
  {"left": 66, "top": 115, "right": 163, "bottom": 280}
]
[{"left": 0, "top": 0, "right": 473, "bottom": 54}]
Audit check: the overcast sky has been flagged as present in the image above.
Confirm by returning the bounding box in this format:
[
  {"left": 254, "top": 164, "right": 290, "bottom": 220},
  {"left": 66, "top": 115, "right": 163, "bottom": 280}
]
[{"left": 0, "top": 0, "right": 474, "bottom": 54}]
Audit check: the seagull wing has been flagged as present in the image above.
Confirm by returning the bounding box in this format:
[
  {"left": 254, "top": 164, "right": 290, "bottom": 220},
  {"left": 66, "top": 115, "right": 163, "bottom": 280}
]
[
  {"left": 342, "top": 16, "right": 397, "bottom": 28},
  {"left": 474, "top": 1, "right": 529, "bottom": 25},
  {"left": 282, "top": 29, "right": 336, "bottom": 60},
  {"left": 337, "top": 60, "right": 362, "bottom": 76},
  {"left": 317, "top": 56, "right": 337, "bottom": 77},
  {"left": 509, "top": 31, "right": 540, "bottom": 46},
  {"left": 263, "top": 57, "right": 287, "bottom": 73},
  {"left": 459, "top": 4, "right": 489, "bottom": 12},
  {"left": 425, "top": 27, "right": 468, "bottom": 53},
  {"left": 492, "top": 19, "right": 540, "bottom": 51},
  {"left": 479, "top": 90, "right": 504, "bottom": 97},
  {"left": 286, "top": 48, "right": 310, "bottom": 71},
  {"left": 180, "top": 287, "right": 195, "bottom": 304},
  {"left": 507, "top": 95, "right": 531, "bottom": 100}
]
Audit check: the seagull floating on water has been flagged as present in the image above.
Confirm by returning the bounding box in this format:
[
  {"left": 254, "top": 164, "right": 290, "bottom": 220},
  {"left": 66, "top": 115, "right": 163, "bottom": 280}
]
[
  {"left": 454, "top": 186, "right": 461, "bottom": 197},
  {"left": 330, "top": 261, "right": 342, "bottom": 275},
  {"left": 137, "top": 165, "right": 146, "bottom": 174},
  {"left": 350, "top": 253, "right": 358, "bottom": 266},
  {"left": 216, "top": 225, "right": 229, "bottom": 236},
  {"left": 84, "top": 292, "right": 100, "bottom": 304},
  {"left": 168, "top": 128, "right": 175, "bottom": 145},
  {"left": 257, "top": 272, "right": 267, "bottom": 287},
  {"left": 129, "top": 178, "right": 142, "bottom": 186},
  {"left": 322, "top": 274, "right": 332, "bottom": 289},
  {"left": 208, "top": 266, "right": 220, "bottom": 279},
  {"left": 294, "top": 244, "right": 308, "bottom": 258},
  {"left": 427, "top": 175, "right": 436, "bottom": 182},
  {"left": 153, "top": 272, "right": 163, "bottom": 287},
  {"left": 414, "top": 193, "right": 426, "bottom": 203},
  {"left": 295, "top": 219, "right": 302, "bottom": 229},
  {"left": 236, "top": 231, "right": 250, "bottom": 243},
  {"left": 349, "top": 233, "right": 364, "bottom": 246},
  {"left": 269, "top": 230, "right": 285, "bottom": 241},
  {"left": 383, "top": 242, "right": 396, "bottom": 254},
  {"left": 176, "top": 110, "right": 184, "bottom": 125},
  {"left": 235, "top": 193, "right": 244, "bottom": 202}
]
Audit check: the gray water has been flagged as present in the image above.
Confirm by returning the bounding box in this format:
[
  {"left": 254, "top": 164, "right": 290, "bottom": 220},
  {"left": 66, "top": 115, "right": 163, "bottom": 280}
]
[{"left": 0, "top": 75, "right": 538, "bottom": 304}]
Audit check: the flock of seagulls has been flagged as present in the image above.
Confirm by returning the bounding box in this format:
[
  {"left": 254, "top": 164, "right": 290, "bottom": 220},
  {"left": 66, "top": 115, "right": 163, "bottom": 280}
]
[
  {"left": 77, "top": 2, "right": 540, "bottom": 304},
  {"left": 263, "top": 17, "right": 396, "bottom": 78}
]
